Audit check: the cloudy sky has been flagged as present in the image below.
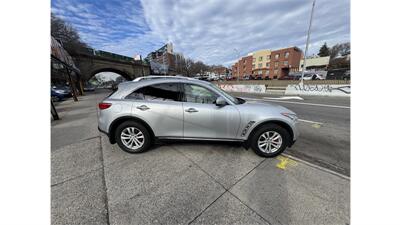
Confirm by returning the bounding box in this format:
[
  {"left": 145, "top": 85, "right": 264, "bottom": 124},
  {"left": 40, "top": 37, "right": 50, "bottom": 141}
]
[{"left": 51, "top": 0, "right": 350, "bottom": 66}]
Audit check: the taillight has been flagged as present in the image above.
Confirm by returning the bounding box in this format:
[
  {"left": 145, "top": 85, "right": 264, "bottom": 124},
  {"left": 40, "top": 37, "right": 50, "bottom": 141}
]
[{"left": 98, "top": 102, "right": 112, "bottom": 110}]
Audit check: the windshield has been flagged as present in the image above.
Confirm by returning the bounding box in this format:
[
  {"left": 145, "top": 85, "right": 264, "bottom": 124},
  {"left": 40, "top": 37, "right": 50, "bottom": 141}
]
[{"left": 207, "top": 83, "right": 244, "bottom": 104}]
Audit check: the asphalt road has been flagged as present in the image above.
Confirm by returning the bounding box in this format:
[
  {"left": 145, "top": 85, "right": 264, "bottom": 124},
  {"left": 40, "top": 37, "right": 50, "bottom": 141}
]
[{"left": 232, "top": 92, "right": 350, "bottom": 176}]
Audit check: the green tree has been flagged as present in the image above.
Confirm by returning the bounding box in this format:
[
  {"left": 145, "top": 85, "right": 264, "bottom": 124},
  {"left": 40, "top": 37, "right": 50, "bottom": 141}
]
[{"left": 318, "top": 42, "right": 330, "bottom": 57}]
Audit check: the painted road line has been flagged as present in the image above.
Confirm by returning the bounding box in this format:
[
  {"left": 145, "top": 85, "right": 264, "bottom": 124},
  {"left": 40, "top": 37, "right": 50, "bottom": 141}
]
[
  {"left": 263, "top": 96, "right": 304, "bottom": 100},
  {"left": 261, "top": 99, "right": 350, "bottom": 109},
  {"left": 298, "top": 119, "right": 323, "bottom": 125},
  {"left": 282, "top": 153, "right": 350, "bottom": 180},
  {"left": 241, "top": 97, "right": 350, "bottom": 109}
]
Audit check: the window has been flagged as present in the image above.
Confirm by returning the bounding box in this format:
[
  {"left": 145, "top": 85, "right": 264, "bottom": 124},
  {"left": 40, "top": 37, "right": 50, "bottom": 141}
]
[
  {"left": 257, "top": 70, "right": 262, "bottom": 75},
  {"left": 274, "top": 69, "right": 278, "bottom": 75},
  {"left": 267, "top": 55, "right": 271, "bottom": 60},
  {"left": 283, "top": 61, "right": 289, "bottom": 66},
  {"left": 275, "top": 54, "right": 280, "bottom": 60},
  {"left": 252, "top": 64, "right": 255, "bottom": 69},
  {"left": 259, "top": 56, "right": 263, "bottom": 61},
  {"left": 126, "top": 83, "right": 181, "bottom": 102},
  {"left": 184, "top": 84, "right": 218, "bottom": 104},
  {"left": 258, "top": 63, "right": 262, "bottom": 68},
  {"left": 284, "top": 52, "right": 289, "bottom": 58},
  {"left": 266, "top": 63, "right": 270, "bottom": 68},
  {"left": 273, "top": 75, "right": 278, "bottom": 79},
  {"left": 266, "top": 70, "right": 270, "bottom": 75},
  {"left": 274, "top": 62, "right": 279, "bottom": 68}
]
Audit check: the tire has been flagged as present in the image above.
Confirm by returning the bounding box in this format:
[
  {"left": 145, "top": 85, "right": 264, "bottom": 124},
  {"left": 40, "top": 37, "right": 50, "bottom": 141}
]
[
  {"left": 250, "top": 123, "right": 290, "bottom": 157},
  {"left": 115, "top": 121, "right": 152, "bottom": 154}
]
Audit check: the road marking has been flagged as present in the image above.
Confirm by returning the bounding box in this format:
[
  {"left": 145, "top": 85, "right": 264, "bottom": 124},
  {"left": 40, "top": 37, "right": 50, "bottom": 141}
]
[
  {"left": 263, "top": 96, "right": 304, "bottom": 100},
  {"left": 282, "top": 153, "right": 350, "bottom": 180},
  {"left": 262, "top": 99, "right": 350, "bottom": 109},
  {"left": 241, "top": 97, "right": 350, "bottom": 109},
  {"left": 298, "top": 119, "right": 323, "bottom": 125},
  {"left": 311, "top": 123, "right": 321, "bottom": 129},
  {"left": 276, "top": 156, "right": 297, "bottom": 169}
]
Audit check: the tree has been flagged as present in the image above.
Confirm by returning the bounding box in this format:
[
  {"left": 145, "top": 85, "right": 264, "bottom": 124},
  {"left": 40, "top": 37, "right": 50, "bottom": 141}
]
[
  {"left": 51, "top": 13, "right": 89, "bottom": 55},
  {"left": 318, "top": 42, "right": 330, "bottom": 57},
  {"left": 329, "top": 42, "right": 351, "bottom": 59},
  {"left": 339, "top": 42, "right": 350, "bottom": 56}
]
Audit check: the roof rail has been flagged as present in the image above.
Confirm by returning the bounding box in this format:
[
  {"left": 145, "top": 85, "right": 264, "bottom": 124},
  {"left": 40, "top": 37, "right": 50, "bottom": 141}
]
[{"left": 133, "top": 75, "right": 195, "bottom": 82}]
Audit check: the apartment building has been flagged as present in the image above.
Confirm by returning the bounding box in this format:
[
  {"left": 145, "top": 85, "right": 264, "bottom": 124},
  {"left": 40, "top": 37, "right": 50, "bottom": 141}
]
[
  {"left": 232, "top": 46, "right": 303, "bottom": 79},
  {"left": 299, "top": 56, "right": 330, "bottom": 71},
  {"left": 232, "top": 55, "right": 253, "bottom": 79}
]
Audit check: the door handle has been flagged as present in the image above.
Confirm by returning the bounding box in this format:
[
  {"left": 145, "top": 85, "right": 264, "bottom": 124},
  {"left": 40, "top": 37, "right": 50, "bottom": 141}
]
[
  {"left": 185, "top": 108, "right": 198, "bottom": 113},
  {"left": 136, "top": 105, "right": 150, "bottom": 111}
]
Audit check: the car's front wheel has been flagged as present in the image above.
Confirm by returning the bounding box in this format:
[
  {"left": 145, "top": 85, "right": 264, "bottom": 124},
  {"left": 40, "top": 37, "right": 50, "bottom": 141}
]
[
  {"left": 250, "top": 124, "right": 290, "bottom": 157},
  {"left": 115, "top": 121, "right": 151, "bottom": 153}
]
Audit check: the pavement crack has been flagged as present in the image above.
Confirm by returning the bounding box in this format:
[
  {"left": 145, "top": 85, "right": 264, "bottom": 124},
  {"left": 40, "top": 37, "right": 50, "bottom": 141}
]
[
  {"left": 228, "top": 191, "right": 275, "bottom": 225},
  {"left": 170, "top": 146, "right": 227, "bottom": 191},
  {"left": 51, "top": 167, "right": 102, "bottom": 187},
  {"left": 187, "top": 190, "right": 228, "bottom": 225},
  {"left": 99, "top": 136, "right": 111, "bottom": 225}
]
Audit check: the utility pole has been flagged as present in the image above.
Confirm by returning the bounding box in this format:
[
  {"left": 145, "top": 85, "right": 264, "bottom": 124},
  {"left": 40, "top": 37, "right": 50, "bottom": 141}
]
[
  {"left": 234, "top": 48, "right": 240, "bottom": 82},
  {"left": 300, "top": 0, "right": 316, "bottom": 85}
]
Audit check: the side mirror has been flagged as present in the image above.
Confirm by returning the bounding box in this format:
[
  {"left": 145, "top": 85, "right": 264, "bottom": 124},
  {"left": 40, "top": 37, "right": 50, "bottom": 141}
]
[{"left": 215, "top": 96, "right": 227, "bottom": 106}]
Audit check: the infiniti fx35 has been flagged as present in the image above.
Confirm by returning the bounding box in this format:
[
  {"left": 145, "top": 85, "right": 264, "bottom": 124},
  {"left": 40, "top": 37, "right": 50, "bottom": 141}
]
[{"left": 98, "top": 76, "right": 299, "bottom": 157}]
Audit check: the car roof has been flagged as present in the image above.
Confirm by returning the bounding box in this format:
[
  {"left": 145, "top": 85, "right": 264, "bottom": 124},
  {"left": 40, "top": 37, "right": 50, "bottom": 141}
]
[{"left": 111, "top": 76, "right": 213, "bottom": 99}]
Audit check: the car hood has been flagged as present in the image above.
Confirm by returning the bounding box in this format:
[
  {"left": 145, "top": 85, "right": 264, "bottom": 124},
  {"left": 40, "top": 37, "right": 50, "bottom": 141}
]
[{"left": 238, "top": 99, "right": 295, "bottom": 115}]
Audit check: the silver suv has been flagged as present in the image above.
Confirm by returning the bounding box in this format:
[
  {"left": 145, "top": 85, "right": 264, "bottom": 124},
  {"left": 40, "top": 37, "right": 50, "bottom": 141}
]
[{"left": 98, "top": 76, "right": 299, "bottom": 157}]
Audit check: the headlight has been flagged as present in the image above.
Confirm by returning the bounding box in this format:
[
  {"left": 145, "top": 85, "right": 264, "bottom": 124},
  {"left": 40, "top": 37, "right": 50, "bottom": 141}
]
[
  {"left": 55, "top": 90, "right": 64, "bottom": 94},
  {"left": 281, "top": 112, "right": 298, "bottom": 122}
]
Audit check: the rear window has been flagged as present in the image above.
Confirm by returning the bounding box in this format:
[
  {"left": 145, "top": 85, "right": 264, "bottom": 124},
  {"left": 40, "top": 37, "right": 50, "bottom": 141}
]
[{"left": 126, "top": 83, "right": 181, "bottom": 102}]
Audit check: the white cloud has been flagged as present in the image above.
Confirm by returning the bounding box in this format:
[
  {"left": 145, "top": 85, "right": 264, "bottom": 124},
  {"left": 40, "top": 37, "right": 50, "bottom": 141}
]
[
  {"left": 52, "top": 0, "right": 350, "bottom": 67},
  {"left": 139, "top": 0, "right": 350, "bottom": 66}
]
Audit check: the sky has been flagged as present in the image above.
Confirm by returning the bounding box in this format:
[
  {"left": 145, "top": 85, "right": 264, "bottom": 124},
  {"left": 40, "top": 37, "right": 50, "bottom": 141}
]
[{"left": 51, "top": 0, "right": 350, "bottom": 67}]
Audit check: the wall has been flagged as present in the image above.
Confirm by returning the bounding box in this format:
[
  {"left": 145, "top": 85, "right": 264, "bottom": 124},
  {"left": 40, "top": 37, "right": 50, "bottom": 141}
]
[
  {"left": 285, "top": 84, "right": 351, "bottom": 97},
  {"left": 218, "top": 84, "right": 266, "bottom": 93}
]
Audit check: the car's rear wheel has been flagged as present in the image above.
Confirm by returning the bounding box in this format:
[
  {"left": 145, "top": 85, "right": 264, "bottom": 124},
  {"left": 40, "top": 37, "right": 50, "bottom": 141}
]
[
  {"left": 250, "top": 124, "right": 290, "bottom": 157},
  {"left": 115, "top": 121, "right": 151, "bottom": 153}
]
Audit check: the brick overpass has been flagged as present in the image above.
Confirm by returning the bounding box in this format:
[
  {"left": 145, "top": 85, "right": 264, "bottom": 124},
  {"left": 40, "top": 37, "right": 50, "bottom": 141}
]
[{"left": 73, "top": 49, "right": 151, "bottom": 81}]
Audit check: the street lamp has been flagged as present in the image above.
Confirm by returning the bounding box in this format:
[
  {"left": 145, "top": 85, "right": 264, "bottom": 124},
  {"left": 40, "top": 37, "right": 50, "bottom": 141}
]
[
  {"left": 233, "top": 48, "right": 240, "bottom": 82},
  {"left": 300, "top": 0, "right": 316, "bottom": 86}
]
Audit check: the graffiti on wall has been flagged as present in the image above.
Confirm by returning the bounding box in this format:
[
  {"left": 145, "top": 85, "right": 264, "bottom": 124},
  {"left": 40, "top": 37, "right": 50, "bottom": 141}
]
[
  {"left": 285, "top": 84, "right": 351, "bottom": 96},
  {"left": 218, "top": 84, "right": 266, "bottom": 93}
]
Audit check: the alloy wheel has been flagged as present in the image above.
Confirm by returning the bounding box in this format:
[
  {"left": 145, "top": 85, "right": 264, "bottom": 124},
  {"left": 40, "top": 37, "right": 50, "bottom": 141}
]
[
  {"left": 257, "top": 131, "right": 282, "bottom": 153},
  {"left": 120, "top": 127, "right": 145, "bottom": 150}
]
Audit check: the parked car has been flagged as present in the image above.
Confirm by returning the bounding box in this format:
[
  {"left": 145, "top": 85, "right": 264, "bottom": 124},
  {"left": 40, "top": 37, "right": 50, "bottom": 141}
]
[
  {"left": 51, "top": 89, "right": 65, "bottom": 102},
  {"left": 84, "top": 85, "right": 96, "bottom": 92},
  {"left": 98, "top": 76, "right": 299, "bottom": 157},
  {"left": 302, "top": 73, "right": 325, "bottom": 80},
  {"left": 51, "top": 86, "right": 71, "bottom": 101},
  {"left": 343, "top": 70, "right": 350, "bottom": 80}
]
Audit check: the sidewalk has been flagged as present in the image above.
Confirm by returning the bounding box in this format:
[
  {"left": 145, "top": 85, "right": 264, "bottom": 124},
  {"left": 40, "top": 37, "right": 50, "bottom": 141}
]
[{"left": 51, "top": 91, "right": 350, "bottom": 225}]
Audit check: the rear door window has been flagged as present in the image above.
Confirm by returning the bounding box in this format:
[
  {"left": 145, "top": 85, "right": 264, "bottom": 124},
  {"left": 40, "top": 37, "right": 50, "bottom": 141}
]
[{"left": 126, "top": 83, "right": 182, "bottom": 102}]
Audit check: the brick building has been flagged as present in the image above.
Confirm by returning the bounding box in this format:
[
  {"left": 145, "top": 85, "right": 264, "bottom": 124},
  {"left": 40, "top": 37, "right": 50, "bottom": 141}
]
[
  {"left": 232, "top": 46, "right": 303, "bottom": 79},
  {"left": 232, "top": 55, "right": 253, "bottom": 79},
  {"left": 212, "top": 66, "right": 228, "bottom": 75}
]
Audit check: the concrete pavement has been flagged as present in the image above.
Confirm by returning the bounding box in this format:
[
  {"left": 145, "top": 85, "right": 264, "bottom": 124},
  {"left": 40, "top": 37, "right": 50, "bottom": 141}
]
[{"left": 51, "top": 90, "right": 350, "bottom": 225}]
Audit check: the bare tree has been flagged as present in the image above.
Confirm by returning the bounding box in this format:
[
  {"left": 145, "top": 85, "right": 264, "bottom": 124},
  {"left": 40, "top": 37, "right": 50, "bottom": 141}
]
[{"left": 51, "top": 13, "right": 89, "bottom": 55}]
